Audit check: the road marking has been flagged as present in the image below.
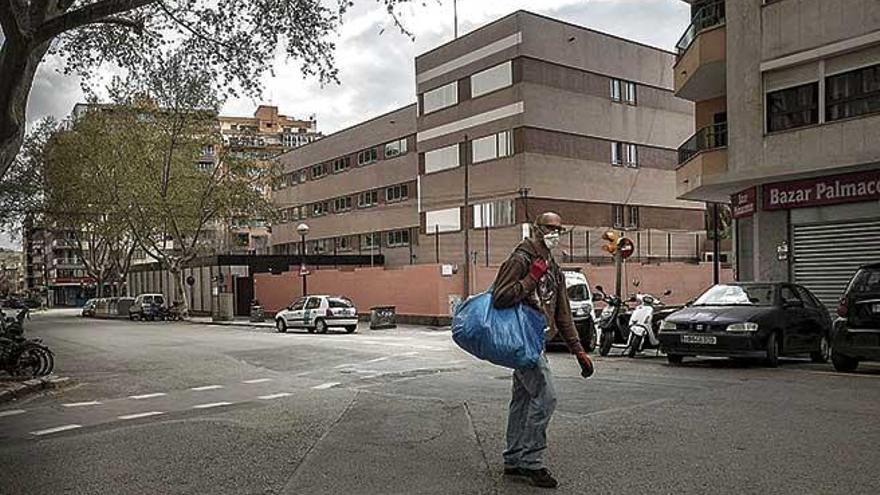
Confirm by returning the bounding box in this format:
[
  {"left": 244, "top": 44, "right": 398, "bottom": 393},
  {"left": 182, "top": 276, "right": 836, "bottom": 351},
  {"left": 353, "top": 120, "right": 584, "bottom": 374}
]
[
  {"left": 312, "top": 382, "right": 340, "bottom": 390},
  {"left": 365, "top": 356, "right": 390, "bottom": 363},
  {"left": 242, "top": 378, "right": 273, "bottom": 384},
  {"left": 192, "top": 402, "right": 233, "bottom": 409},
  {"left": 0, "top": 409, "right": 26, "bottom": 418},
  {"left": 334, "top": 363, "right": 356, "bottom": 369},
  {"left": 294, "top": 371, "right": 311, "bottom": 377},
  {"left": 118, "top": 411, "right": 165, "bottom": 420},
  {"left": 62, "top": 401, "right": 102, "bottom": 408},
  {"left": 190, "top": 385, "right": 224, "bottom": 391},
  {"left": 258, "top": 393, "right": 292, "bottom": 400},
  {"left": 31, "top": 424, "right": 82, "bottom": 436},
  {"left": 129, "top": 393, "right": 167, "bottom": 400}
]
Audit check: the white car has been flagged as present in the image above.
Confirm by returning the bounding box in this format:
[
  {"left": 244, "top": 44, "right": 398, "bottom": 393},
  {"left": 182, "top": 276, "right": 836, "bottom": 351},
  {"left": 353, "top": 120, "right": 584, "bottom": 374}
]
[{"left": 275, "top": 295, "right": 358, "bottom": 334}]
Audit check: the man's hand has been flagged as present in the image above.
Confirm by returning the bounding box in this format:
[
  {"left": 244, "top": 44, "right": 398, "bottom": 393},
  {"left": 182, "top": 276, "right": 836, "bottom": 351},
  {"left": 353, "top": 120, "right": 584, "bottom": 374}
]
[
  {"left": 528, "top": 258, "right": 548, "bottom": 281},
  {"left": 576, "top": 351, "right": 594, "bottom": 378}
]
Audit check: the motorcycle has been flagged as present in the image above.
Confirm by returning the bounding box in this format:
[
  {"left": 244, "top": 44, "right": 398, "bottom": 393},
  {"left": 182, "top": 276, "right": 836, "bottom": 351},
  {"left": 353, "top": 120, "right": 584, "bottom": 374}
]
[
  {"left": 160, "top": 301, "right": 185, "bottom": 321},
  {"left": 595, "top": 285, "right": 632, "bottom": 356},
  {"left": 0, "top": 307, "right": 54, "bottom": 377},
  {"left": 625, "top": 289, "right": 675, "bottom": 357}
]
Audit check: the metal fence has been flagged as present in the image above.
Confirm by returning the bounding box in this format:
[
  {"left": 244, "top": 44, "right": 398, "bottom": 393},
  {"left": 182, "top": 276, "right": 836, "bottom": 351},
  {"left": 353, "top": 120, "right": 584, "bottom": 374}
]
[{"left": 675, "top": 0, "right": 726, "bottom": 56}]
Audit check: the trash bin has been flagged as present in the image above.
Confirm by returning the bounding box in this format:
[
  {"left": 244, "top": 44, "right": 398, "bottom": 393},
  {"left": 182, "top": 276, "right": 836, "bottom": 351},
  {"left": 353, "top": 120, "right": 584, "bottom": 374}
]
[
  {"left": 249, "top": 304, "right": 265, "bottom": 323},
  {"left": 369, "top": 305, "right": 396, "bottom": 330}
]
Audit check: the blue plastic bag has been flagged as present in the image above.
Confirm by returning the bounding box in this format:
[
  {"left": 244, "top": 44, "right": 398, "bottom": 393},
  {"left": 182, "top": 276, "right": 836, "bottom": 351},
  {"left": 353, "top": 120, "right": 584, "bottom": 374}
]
[{"left": 451, "top": 290, "right": 546, "bottom": 369}]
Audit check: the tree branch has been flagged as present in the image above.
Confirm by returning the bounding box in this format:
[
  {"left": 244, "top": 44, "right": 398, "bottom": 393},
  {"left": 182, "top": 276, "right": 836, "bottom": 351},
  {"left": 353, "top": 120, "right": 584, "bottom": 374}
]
[
  {"left": 94, "top": 15, "right": 144, "bottom": 32},
  {"left": 36, "top": 0, "right": 156, "bottom": 42},
  {"left": 0, "top": 0, "right": 28, "bottom": 41}
]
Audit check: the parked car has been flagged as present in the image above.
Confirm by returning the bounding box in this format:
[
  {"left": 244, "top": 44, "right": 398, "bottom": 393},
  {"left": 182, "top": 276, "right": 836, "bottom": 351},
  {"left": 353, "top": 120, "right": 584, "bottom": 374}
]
[
  {"left": 81, "top": 298, "right": 97, "bottom": 317},
  {"left": 129, "top": 293, "right": 166, "bottom": 321},
  {"left": 830, "top": 263, "right": 880, "bottom": 372},
  {"left": 549, "top": 270, "right": 597, "bottom": 351},
  {"left": 275, "top": 295, "right": 358, "bottom": 334},
  {"left": 658, "top": 282, "right": 832, "bottom": 367}
]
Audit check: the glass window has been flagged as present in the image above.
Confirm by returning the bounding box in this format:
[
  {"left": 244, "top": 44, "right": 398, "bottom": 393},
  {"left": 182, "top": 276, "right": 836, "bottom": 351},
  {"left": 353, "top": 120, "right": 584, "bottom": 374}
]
[
  {"left": 332, "top": 156, "right": 350, "bottom": 173},
  {"left": 610, "top": 79, "right": 621, "bottom": 101},
  {"left": 472, "top": 131, "right": 513, "bottom": 164},
  {"left": 626, "top": 205, "right": 639, "bottom": 229},
  {"left": 291, "top": 298, "right": 306, "bottom": 311},
  {"left": 471, "top": 61, "right": 513, "bottom": 98},
  {"left": 624, "top": 81, "right": 637, "bottom": 105},
  {"left": 305, "top": 297, "right": 321, "bottom": 309},
  {"left": 334, "top": 197, "right": 352, "bottom": 213},
  {"left": 422, "top": 81, "right": 458, "bottom": 114},
  {"left": 424, "top": 144, "right": 460, "bottom": 173},
  {"left": 311, "top": 201, "right": 329, "bottom": 216},
  {"left": 567, "top": 284, "right": 590, "bottom": 302},
  {"left": 358, "top": 190, "right": 379, "bottom": 208},
  {"left": 328, "top": 297, "right": 353, "bottom": 308},
  {"left": 694, "top": 284, "right": 775, "bottom": 307},
  {"left": 794, "top": 286, "right": 819, "bottom": 309},
  {"left": 357, "top": 148, "right": 378, "bottom": 166},
  {"left": 312, "top": 239, "right": 329, "bottom": 254},
  {"left": 612, "top": 205, "right": 624, "bottom": 229},
  {"left": 611, "top": 142, "right": 622, "bottom": 166},
  {"left": 336, "top": 236, "right": 354, "bottom": 252},
  {"left": 767, "top": 82, "right": 819, "bottom": 132},
  {"left": 311, "top": 163, "right": 327, "bottom": 179},
  {"left": 384, "top": 138, "right": 408, "bottom": 158},
  {"left": 847, "top": 267, "right": 880, "bottom": 294},
  {"left": 386, "top": 184, "right": 409, "bottom": 203},
  {"left": 826, "top": 64, "right": 880, "bottom": 122},
  {"left": 473, "top": 199, "right": 515, "bottom": 228},
  {"left": 426, "top": 208, "right": 461, "bottom": 233},
  {"left": 387, "top": 229, "right": 411, "bottom": 247},
  {"left": 362, "top": 233, "right": 379, "bottom": 249},
  {"left": 624, "top": 144, "right": 638, "bottom": 168}
]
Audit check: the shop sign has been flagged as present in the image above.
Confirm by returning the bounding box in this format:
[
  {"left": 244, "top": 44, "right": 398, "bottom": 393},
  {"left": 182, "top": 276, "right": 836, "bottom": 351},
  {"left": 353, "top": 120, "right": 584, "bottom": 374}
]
[
  {"left": 731, "top": 187, "right": 756, "bottom": 218},
  {"left": 763, "top": 169, "right": 880, "bottom": 210}
]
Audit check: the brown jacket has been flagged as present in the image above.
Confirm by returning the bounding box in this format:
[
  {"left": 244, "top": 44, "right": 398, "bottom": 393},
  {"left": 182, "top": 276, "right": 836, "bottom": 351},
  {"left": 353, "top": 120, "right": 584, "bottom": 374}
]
[{"left": 492, "top": 238, "right": 584, "bottom": 355}]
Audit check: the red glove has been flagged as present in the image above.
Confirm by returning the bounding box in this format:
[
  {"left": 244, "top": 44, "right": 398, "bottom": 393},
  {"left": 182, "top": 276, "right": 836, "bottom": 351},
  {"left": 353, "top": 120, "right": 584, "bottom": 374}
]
[
  {"left": 576, "top": 351, "right": 594, "bottom": 378},
  {"left": 528, "top": 258, "right": 549, "bottom": 281}
]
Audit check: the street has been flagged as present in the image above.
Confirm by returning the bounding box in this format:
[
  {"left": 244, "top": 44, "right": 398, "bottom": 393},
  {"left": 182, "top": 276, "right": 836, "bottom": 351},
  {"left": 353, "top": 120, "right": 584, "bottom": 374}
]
[{"left": 1, "top": 310, "right": 879, "bottom": 495}]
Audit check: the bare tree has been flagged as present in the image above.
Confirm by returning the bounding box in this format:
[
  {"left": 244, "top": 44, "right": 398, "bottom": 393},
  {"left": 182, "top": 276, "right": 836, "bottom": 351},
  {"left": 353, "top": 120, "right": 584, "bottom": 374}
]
[{"left": 0, "top": 0, "right": 409, "bottom": 179}]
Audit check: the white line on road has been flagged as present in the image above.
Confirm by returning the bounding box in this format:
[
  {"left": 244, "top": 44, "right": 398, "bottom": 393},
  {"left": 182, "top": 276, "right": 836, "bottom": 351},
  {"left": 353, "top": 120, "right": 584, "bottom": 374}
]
[
  {"left": 118, "top": 411, "right": 165, "bottom": 420},
  {"left": 334, "top": 363, "right": 356, "bottom": 369},
  {"left": 31, "top": 424, "right": 82, "bottom": 436},
  {"left": 192, "top": 402, "right": 234, "bottom": 409},
  {"left": 242, "top": 378, "right": 273, "bottom": 384},
  {"left": 312, "top": 382, "right": 340, "bottom": 390},
  {"left": 0, "top": 409, "right": 26, "bottom": 418},
  {"left": 258, "top": 393, "right": 292, "bottom": 400},
  {"left": 365, "top": 356, "right": 390, "bottom": 363},
  {"left": 129, "top": 393, "right": 167, "bottom": 400},
  {"left": 62, "top": 401, "right": 102, "bottom": 408},
  {"left": 190, "top": 385, "right": 224, "bottom": 391}
]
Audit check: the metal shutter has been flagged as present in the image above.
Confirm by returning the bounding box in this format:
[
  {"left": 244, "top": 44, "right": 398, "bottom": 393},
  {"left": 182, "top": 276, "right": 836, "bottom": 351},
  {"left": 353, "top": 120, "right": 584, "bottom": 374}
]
[{"left": 792, "top": 219, "right": 880, "bottom": 310}]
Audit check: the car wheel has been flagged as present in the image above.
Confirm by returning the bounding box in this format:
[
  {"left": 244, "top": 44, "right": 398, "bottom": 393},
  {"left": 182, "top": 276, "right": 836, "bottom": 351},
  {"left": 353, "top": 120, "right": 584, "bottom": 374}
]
[
  {"left": 667, "top": 354, "right": 684, "bottom": 365},
  {"left": 764, "top": 332, "right": 780, "bottom": 368},
  {"left": 599, "top": 330, "right": 613, "bottom": 357},
  {"left": 345, "top": 325, "right": 357, "bottom": 334},
  {"left": 315, "top": 319, "right": 328, "bottom": 334},
  {"left": 275, "top": 319, "right": 287, "bottom": 333},
  {"left": 831, "top": 350, "right": 859, "bottom": 372},
  {"left": 810, "top": 335, "right": 830, "bottom": 363}
]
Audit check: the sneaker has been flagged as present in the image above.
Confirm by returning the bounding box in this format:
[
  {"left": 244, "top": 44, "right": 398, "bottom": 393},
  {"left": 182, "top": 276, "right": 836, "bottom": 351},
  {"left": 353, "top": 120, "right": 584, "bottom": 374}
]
[
  {"left": 503, "top": 465, "right": 526, "bottom": 476},
  {"left": 522, "top": 468, "right": 559, "bottom": 489}
]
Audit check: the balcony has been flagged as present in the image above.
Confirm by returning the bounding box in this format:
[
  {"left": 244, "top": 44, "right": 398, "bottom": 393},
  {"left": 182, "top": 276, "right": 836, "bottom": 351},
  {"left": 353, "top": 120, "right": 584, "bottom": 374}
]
[
  {"left": 674, "top": 1, "right": 726, "bottom": 102},
  {"left": 676, "top": 122, "right": 729, "bottom": 201}
]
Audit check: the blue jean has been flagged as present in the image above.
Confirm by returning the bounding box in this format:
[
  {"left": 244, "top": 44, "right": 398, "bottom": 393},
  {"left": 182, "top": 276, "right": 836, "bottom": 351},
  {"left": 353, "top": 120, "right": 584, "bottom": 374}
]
[{"left": 503, "top": 354, "right": 557, "bottom": 470}]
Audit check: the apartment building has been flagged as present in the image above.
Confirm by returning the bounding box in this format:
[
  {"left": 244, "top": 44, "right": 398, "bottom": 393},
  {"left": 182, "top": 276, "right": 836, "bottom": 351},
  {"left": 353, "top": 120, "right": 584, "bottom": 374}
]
[
  {"left": 414, "top": 11, "right": 704, "bottom": 276},
  {"left": 0, "top": 248, "right": 23, "bottom": 295},
  {"left": 21, "top": 218, "right": 91, "bottom": 306},
  {"left": 270, "top": 105, "right": 419, "bottom": 266},
  {"left": 673, "top": 0, "right": 880, "bottom": 308}
]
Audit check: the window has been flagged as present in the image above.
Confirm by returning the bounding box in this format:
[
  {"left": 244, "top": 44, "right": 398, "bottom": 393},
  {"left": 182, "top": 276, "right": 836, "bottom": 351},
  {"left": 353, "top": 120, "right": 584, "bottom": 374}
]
[
  {"left": 426, "top": 208, "right": 461, "bottom": 233},
  {"left": 334, "top": 196, "right": 352, "bottom": 213},
  {"left": 612, "top": 205, "right": 625, "bottom": 229},
  {"left": 362, "top": 233, "right": 379, "bottom": 250},
  {"left": 332, "top": 156, "right": 350, "bottom": 173},
  {"left": 611, "top": 142, "right": 638, "bottom": 167},
  {"left": 385, "top": 184, "right": 409, "bottom": 203},
  {"left": 305, "top": 297, "right": 322, "bottom": 309},
  {"left": 384, "top": 138, "right": 408, "bottom": 158},
  {"left": 766, "top": 82, "right": 819, "bottom": 132},
  {"left": 387, "top": 229, "right": 410, "bottom": 247},
  {"left": 471, "top": 61, "right": 513, "bottom": 98},
  {"left": 626, "top": 205, "right": 639, "bottom": 229},
  {"left": 311, "top": 163, "right": 327, "bottom": 179},
  {"left": 202, "top": 145, "right": 215, "bottom": 156},
  {"left": 297, "top": 170, "right": 307, "bottom": 183},
  {"left": 290, "top": 298, "right": 306, "bottom": 311},
  {"left": 424, "top": 144, "right": 460, "bottom": 174},
  {"left": 473, "top": 199, "right": 515, "bottom": 228},
  {"left": 336, "top": 236, "right": 354, "bottom": 252},
  {"left": 197, "top": 161, "right": 213, "bottom": 172},
  {"left": 472, "top": 131, "right": 513, "bottom": 164},
  {"left": 311, "top": 201, "right": 329, "bottom": 217},
  {"left": 826, "top": 64, "right": 880, "bottom": 122},
  {"left": 312, "top": 239, "right": 329, "bottom": 254},
  {"left": 422, "top": 81, "right": 458, "bottom": 114},
  {"left": 357, "top": 190, "right": 379, "bottom": 208},
  {"left": 357, "top": 147, "right": 378, "bottom": 165},
  {"left": 610, "top": 79, "right": 636, "bottom": 104}
]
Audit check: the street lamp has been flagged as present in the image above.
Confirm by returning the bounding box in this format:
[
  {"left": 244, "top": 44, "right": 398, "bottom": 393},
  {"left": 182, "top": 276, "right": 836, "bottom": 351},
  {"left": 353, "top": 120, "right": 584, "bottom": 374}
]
[{"left": 297, "top": 223, "right": 310, "bottom": 296}]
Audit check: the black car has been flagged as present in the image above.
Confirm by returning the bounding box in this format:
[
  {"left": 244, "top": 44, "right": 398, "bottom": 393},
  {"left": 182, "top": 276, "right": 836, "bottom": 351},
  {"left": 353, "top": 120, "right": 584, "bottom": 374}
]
[
  {"left": 830, "top": 263, "right": 880, "bottom": 372},
  {"left": 658, "top": 282, "right": 832, "bottom": 367}
]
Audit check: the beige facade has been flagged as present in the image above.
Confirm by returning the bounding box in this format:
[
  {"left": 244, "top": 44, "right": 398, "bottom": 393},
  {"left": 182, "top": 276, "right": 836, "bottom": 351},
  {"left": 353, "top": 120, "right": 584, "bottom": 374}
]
[{"left": 674, "top": 0, "right": 880, "bottom": 307}]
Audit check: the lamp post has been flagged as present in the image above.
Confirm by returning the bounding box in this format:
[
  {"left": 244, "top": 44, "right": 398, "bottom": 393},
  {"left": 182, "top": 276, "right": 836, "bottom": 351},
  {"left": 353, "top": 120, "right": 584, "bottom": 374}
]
[{"left": 297, "top": 223, "right": 310, "bottom": 296}]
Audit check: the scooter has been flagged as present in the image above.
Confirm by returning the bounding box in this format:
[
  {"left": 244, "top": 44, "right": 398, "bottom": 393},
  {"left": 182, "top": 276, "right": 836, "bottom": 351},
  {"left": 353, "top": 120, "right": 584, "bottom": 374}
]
[
  {"left": 595, "top": 285, "right": 632, "bottom": 357},
  {"left": 626, "top": 292, "right": 670, "bottom": 357}
]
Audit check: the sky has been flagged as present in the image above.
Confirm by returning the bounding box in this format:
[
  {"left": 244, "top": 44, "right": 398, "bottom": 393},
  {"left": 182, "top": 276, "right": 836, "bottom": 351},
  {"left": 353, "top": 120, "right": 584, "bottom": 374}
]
[{"left": 3, "top": 0, "right": 689, "bottom": 249}]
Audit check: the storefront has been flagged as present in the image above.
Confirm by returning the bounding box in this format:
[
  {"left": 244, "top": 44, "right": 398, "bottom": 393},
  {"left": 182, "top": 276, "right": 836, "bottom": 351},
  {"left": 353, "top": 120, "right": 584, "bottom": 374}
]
[{"left": 733, "top": 169, "right": 880, "bottom": 309}]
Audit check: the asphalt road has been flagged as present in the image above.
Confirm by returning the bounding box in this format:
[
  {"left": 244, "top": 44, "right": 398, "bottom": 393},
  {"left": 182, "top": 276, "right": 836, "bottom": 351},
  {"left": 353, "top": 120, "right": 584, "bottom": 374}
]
[{"left": 1, "top": 309, "right": 878, "bottom": 495}]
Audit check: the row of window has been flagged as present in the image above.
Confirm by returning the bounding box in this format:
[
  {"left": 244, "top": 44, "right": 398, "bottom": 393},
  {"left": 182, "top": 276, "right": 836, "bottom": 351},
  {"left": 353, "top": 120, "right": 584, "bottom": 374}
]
[
  {"left": 276, "top": 136, "right": 410, "bottom": 190},
  {"left": 611, "top": 142, "right": 639, "bottom": 168},
  {"left": 424, "top": 201, "right": 641, "bottom": 232},
  {"left": 303, "top": 229, "right": 413, "bottom": 253},
  {"left": 279, "top": 184, "right": 411, "bottom": 222},
  {"left": 610, "top": 79, "right": 637, "bottom": 105},
  {"left": 612, "top": 204, "right": 640, "bottom": 229},
  {"left": 767, "top": 62, "right": 880, "bottom": 133},
  {"left": 423, "top": 130, "right": 514, "bottom": 175}
]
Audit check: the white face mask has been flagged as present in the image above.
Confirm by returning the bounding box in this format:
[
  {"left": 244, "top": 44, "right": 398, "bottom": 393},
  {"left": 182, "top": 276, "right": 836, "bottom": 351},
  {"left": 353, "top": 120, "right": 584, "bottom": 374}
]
[{"left": 542, "top": 232, "right": 561, "bottom": 250}]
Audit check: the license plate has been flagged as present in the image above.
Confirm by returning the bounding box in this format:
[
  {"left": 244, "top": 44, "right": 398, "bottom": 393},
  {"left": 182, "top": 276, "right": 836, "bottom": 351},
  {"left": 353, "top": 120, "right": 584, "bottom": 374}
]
[{"left": 682, "top": 335, "right": 716, "bottom": 345}]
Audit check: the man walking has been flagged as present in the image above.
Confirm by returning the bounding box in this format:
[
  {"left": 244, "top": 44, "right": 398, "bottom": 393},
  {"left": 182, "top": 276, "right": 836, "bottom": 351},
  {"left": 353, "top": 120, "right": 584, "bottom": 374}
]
[{"left": 492, "top": 212, "right": 594, "bottom": 489}]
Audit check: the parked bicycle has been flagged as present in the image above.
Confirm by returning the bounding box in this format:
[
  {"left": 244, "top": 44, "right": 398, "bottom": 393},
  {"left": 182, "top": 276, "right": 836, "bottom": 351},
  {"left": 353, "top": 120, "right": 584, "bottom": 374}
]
[{"left": 0, "top": 307, "right": 55, "bottom": 377}]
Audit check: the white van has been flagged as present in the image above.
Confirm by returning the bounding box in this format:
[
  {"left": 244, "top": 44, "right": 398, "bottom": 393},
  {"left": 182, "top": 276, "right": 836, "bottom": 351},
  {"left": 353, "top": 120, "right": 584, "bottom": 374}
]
[{"left": 553, "top": 270, "right": 597, "bottom": 351}]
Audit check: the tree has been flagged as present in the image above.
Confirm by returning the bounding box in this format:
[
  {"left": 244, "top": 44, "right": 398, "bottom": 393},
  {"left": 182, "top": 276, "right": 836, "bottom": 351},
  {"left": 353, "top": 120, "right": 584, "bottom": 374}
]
[
  {"left": 0, "top": 117, "right": 55, "bottom": 232},
  {"left": 0, "top": 0, "right": 408, "bottom": 180}
]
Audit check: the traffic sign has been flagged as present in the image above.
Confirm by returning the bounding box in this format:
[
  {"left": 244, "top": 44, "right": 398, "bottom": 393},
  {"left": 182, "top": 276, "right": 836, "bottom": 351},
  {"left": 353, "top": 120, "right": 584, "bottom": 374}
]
[{"left": 618, "top": 237, "right": 635, "bottom": 259}]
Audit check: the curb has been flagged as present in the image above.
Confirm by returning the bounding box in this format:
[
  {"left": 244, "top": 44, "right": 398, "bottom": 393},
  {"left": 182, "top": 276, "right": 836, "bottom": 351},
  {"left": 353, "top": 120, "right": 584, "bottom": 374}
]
[{"left": 0, "top": 375, "right": 75, "bottom": 404}]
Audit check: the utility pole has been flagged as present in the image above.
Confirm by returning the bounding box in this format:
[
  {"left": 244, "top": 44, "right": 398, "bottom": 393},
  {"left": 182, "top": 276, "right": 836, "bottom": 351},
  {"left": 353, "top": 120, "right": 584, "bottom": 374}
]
[
  {"left": 463, "top": 133, "right": 470, "bottom": 297},
  {"left": 712, "top": 203, "right": 721, "bottom": 284},
  {"left": 483, "top": 206, "right": 489, "bottom": 267}
]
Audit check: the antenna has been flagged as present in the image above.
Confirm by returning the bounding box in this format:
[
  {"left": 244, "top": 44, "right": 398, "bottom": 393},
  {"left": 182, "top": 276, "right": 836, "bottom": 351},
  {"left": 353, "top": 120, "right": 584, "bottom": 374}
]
[{"left": 453, "top": 0, "right": 458, "bottom": 39}]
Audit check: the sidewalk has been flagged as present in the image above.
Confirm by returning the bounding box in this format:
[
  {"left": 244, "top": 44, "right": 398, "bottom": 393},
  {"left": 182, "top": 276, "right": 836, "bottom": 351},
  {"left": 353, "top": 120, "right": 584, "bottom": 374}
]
[{"left": 0, "top": 375, "right": 74, "bottom": 404}]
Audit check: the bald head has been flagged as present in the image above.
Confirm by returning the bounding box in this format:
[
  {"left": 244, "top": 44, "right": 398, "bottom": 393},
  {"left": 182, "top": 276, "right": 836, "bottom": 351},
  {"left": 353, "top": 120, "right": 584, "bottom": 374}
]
[{"left": 535, "top": 212, "right": 563, "bottom": 229}]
